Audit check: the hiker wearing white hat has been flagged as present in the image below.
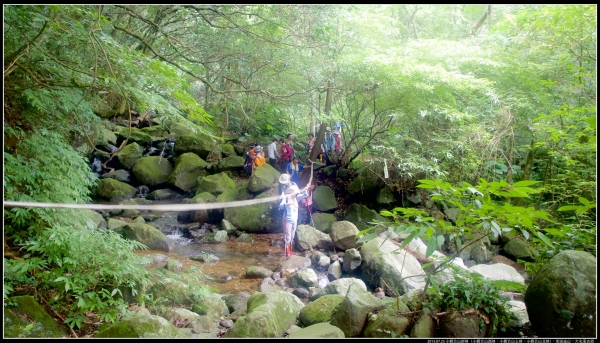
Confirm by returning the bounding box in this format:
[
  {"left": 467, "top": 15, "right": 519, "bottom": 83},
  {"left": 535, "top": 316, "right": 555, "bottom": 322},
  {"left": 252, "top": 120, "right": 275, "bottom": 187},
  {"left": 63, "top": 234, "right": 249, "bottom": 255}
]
[{"left": 279, "top": 183, "right": 309, "bottom": 258}]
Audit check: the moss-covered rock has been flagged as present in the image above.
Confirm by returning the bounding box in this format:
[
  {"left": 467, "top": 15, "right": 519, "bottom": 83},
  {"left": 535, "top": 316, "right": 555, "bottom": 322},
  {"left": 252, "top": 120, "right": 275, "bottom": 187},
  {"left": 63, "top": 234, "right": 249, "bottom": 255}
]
[
  {"left": 196, "top": 172, "right": 236, "bottom": 195},
  {"left": 288, "top": 323, "right": 345, "bottom": 338},
  {"left": 132, "top": 156, "right": 173, "bottom": 186},
  {"left": 96, "top": 178, "right": 138, "bottom": 201},
  {"left": 4, "top": 296, "right": 69, "bottom": 338},
  {"left": 247, "top": 163, "right": 280, "bottom": 193},
  {"left": 139, "top": 126, "right": 166, "bottom": 137},
  {"left": 220, "top": 143, "right": 236, "bottom": 157},
  {"left": 115, "top": 222, "right": 170, "bottom": 252},
  {"left": 217, "top": 155, "right": 246, "bottom": 172},
  {"left": 168, "top": 152, "right": 208, "bottom": 192},
  {"left": 224, "top": 291, "right": 304, "bottom": 338},
  {"left": 224, "top": 192, "right": 279, "bottom": 233},
  {"left": 503, "top": 238, "right": 538, "bottom": 262},
  {"left": 312, "top": 186, "right": 338, "bottom": 212},
  {"left": 173, "top": 134, "right": 214, "bottom": 159},
  {"left": 329, "top": 221, "right": 360, "bottom": 250},
  {"left": 524, "top": 250, "right": 596, "bottom": 337},
  {"left": 347, "top": 169, "right": 383, "bottom": 195},
  {"left": 310, "top": 212, "right": 337, "bottom": 233},
  {"left": 168, "top": 122, "right": 195, "bottom": 138},
  {"left": 363, "top": 308, "right": 410, "bottom": 338},
  {"left": 409, "top": 308, "right": 435, "bottom": 338},
  {"left": 439, "top": 311, "right": 490, "bottom": 338},
  {"left": 116, "top": 127, "right": 153, "bottom": 147},
  {"left": 146, "top": 188, "right": 180, "bottom": 201},
  {"left": 190, "top": 294, "right": 229, "bottom": 320},
  {"left": 330, "top": 283, "right": 385, "bottom": 337},
  {"left": 343, "top": 203, "right": 388, "bottom": 231},
  {"left": 376, "top": 186, "right": 397, "bottom": 205},
  {"left": 298, "top": 294, "right": 345, "bottom": 327},
  {"left": 95, "top": 315, "right": 183, "bottom": 338},
  {"left": 100, "top": 169, "right": 131, "bottom": 183}
]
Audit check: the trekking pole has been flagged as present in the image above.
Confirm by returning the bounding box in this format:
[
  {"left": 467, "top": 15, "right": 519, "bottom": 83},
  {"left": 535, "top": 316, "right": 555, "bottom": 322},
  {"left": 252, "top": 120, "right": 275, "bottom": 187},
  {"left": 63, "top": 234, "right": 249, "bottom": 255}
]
[{"left": 306, "top": 159, "right": 315, "bottom": 228}]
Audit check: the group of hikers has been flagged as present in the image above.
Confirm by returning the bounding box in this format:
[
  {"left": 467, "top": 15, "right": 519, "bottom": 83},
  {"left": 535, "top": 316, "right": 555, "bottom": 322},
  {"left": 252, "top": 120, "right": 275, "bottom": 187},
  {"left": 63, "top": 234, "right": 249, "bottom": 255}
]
[{"left": 241, "top": 125, "right": 345, "bottom": 258}]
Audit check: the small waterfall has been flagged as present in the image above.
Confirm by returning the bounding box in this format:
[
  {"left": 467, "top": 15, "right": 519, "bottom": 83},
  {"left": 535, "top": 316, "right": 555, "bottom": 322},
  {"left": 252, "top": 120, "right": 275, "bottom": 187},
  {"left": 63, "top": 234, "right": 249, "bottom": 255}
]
[
  {"left": 166, "top": 228, "right": 193, "bottom": 245},
  {"left": 91, "top": 157, "right": 103, "bottom": 173}
]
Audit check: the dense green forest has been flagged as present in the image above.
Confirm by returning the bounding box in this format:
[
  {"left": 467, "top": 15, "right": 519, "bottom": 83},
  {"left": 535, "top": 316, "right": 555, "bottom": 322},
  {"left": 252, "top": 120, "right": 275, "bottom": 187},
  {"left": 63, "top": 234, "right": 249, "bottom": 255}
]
[{"left": 3, "top": 4, "right": 596, "bottom": 338}]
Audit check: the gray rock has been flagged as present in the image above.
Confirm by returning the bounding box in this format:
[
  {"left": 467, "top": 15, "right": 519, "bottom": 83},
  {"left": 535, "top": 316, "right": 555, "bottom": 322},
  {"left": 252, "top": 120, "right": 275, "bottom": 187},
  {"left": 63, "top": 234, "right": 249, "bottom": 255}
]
[
  {"left": 524, "top": 250, "right": 596, "bottom": 337},
  {"left": 469, "top": 263, "right": 525, "bottom": 284}
]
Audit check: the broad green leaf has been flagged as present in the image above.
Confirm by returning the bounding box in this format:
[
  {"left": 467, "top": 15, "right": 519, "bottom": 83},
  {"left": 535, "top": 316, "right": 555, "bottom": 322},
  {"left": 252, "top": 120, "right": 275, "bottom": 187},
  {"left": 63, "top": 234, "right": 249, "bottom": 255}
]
[
  {"left": 380, "top": 210, "right": 394, "bottom": 217},
  {"left": 536, "top": 231, "right": 554, "bottom": 248},
  {"left": 544, "top": 228, "right": 565, "bottom": 237},
  {"left": 522, "top": 229, "right": 530, "bottom": 240},
  {"left": 357, "top": 231, "right": 378, "bottom": 243},
  {"left": 558, "top": 205, "right": 580, "bottom": 211},
  {"left": 512, "top": 180, "right": 540, "bottom": 187},
  {"left": 425, "top": 237, "right": 437, "bottom": 258},
  {"left": 400, "top": 231, "right": 418, "bottom": 249},
  {"left": 436, "top": 234, "right": 445, "bottom": 248},
  {"left": 578, "top": 197, "right": 590, "bottom": 206}
]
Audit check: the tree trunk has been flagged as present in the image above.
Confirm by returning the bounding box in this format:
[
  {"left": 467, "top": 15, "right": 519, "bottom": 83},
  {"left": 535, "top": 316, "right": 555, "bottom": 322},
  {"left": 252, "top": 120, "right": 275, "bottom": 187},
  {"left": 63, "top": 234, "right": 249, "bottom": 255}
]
[
  {"left": 324, "top": 81, "right": 333, "bottom": 117},
  {"left": 514, "top": 138, "right": 535, "bottom": 206}
]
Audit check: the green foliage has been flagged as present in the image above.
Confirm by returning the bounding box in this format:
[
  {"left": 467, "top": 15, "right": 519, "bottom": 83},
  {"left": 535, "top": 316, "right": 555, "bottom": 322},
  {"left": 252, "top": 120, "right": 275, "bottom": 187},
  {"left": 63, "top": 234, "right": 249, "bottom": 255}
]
[
  {"left": 3, "top": 129, "right": 152, "bottom": 330},
  {"left": 426, "top": 271, "right": 516, "bottom": 336}
]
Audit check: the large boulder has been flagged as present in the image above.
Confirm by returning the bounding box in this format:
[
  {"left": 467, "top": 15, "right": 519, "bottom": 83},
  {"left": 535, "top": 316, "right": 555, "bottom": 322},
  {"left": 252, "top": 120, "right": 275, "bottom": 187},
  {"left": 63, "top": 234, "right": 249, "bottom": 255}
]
[
  {"left": 363, "top": 308, "right": 410, "bottom": 338},
  {"left": 312, "top": 277, "right": 367, "bottom": 300},
  {"left": 296, "top": 224, "right": 333, "bottom": 252},
  {"left": 132, "top": 156, "right": 173, "bottom": 186},
  {"left": 196, "top": 172, "right": 235, "bottom": 195},
  {"left": 177, "top": 192, "right": 216, "bottom": 224},
  {"left": 503, "top": 238, "right": 538, "bottom": 262},
  {"left": 116, "top": 142, "right": 144, "bottom": 170},
  {"left": 343, "top": 203, "right": 388, "bottom": 231},
  {"left": 168, "top": 122, "right": 195, "bottom": 138},
  {"left": 288, "top": 323, "right": 345, "bottom": 338},
  {"left": 438, "top": 311, "right": 490, "bottom": 338},
  {"left": 168, "top": 153, "right": 208, "bottom": 192},
  {"left": 524, "top": 250, "right": 596, "bottom": 337},
  {"left": 96, "top": 178, "right": 138, "bottom": 201},
  {"left": 376, "top": 186, "right": 397, "bottom": 205},
  {"left": 298, "top": 294, "right": 345, "bottom": 327},
  {"left": 329, "top": 221, "right": 360, "bottom": 251},
  {"left": 221, "top": 143, "right": 236, "bottom": 157},
  {"left": 329, "top": 283, "right": 385, "bottom": 337},
  {"left": 115, "top": 223, "right": 170, "bottom": 252},
  {"left": 224, "top": 291, "right": 304, "bottom": 338},
  {"left": 247, "top": 164, "right": 280, "bottom": 193},
  {"left": 469, "top": 263, "right": 525, "bottom": 284},
  {"left": 217, "top": 155, "right": 246, "bottom": 172},
  {"left": 95, "top": 315, "right": 183, "bottom": 338},
  {"left": 310, "top": 212, "right": 337, "bottom": 233},
  {"left": 312, "top": 186, "right": 338, "bottom": 212},
  {"left": 116, "top": 127, "right": 152, "bottom": 147},
  {"left": 360, "top": 237, "right": 426, "bottom": 295},
  {"left": 347, "top": 169, "right": 383, "bottom": 195},
  {"left": 4, "top": 296, "right": 69, "bottom": 338},
  {"left": 409, "top": 307, "right": 435, "bottom": 338},
  {"left": 224, "top": 192, "right": 279, "bottom": 233},
  {"left": 173, "top": 134, "right": 214, "bottom": 159},
  {"left": 100, "top": 169, "right": 131, "bottom": 183}
]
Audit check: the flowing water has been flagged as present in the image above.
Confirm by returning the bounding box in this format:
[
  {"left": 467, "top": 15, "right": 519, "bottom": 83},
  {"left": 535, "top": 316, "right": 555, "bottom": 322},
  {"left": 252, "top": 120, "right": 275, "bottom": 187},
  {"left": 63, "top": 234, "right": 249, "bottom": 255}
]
[{"left": 136, "top": 233, "right": 286, "bottom": 295}]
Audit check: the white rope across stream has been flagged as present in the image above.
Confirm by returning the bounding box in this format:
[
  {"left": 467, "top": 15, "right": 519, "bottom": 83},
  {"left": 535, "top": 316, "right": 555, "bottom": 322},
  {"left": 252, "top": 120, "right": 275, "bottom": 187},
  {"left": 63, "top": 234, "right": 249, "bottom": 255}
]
[{"left": 3, "top": 195, "right": 284, "bottom": 212}]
